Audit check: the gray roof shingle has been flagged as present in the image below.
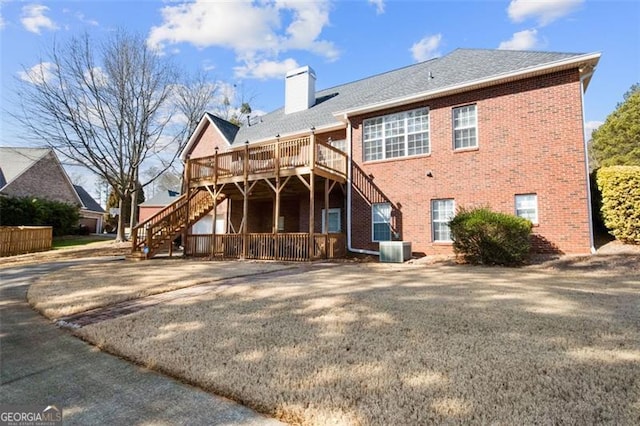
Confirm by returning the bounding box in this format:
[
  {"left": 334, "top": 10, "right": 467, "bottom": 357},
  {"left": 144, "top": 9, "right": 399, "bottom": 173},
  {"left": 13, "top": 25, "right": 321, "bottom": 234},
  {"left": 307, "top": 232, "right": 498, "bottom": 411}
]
[
  {"left": 140, "top": 189, "right": 180, "bottom": 207},
  {"left": 231, "top": 48, "right": 588, "bottom": 144},
  {"left": 73, "top": 184, "right": 105, "bottom": 213},
  {"left": 206, "top": 113, "right": 240, "bottom": 143}
]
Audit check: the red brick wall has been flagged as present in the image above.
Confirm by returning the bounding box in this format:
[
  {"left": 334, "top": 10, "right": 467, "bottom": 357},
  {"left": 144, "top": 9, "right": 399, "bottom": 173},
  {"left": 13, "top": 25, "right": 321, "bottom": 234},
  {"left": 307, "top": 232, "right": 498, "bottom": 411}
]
[
  {"left": 350, "top": 69, "right": 591, "bottom": 255},
  {"left": 3, "top": 151, "right": 79, "bottom": 205},
  {"left": 187, "top": 121, "right": 231, "bottom": 160}
]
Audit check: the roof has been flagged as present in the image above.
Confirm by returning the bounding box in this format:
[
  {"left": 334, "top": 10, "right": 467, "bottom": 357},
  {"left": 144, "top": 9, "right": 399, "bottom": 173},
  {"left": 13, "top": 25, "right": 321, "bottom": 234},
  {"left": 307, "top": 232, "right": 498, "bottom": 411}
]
[
  {"left": 223, "top": 48, "right": 599, "bottom": 145},
  {"left": 73, "top": 185, "right": 105, "bottom": 213},
  {"left": 0, "top": 147, "right": 51, "bottom": 190},
  {"left": 206, "top": 113, "right": 239, "bottom": 142},
  {"left": 140, "top": 189, "right": 180, "bottom": 207}
]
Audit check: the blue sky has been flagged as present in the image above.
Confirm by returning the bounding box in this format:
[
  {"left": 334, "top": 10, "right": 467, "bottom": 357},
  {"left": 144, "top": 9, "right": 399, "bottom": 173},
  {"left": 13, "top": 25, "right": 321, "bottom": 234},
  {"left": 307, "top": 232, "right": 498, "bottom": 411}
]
[{"left": 0, "top": 0, "right": 639, "bottom": 197}]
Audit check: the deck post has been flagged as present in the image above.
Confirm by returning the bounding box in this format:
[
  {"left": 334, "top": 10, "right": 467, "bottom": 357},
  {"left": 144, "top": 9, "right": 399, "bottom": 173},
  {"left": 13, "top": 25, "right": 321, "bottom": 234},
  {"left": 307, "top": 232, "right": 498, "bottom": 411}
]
[
  {"left": 183, "top": 158, "right": 192, "bottom": 257},
  {"left": 209, "top": 147, "right": 219, "bottom": 260},
  {"left": 308, "top": 129, "right": 316, "bottom": 259},
  {"left": 274, "top": 136, "right": 281, "bottom": 260},
  {"left": 324, "top": 177, "right": 330, "bottom": 258},
  {"left": 242, "top": 141, "right": 249, "bottom": 259},
  {"left": 209, "top": 186, "right": 218, "bottom": 260}
]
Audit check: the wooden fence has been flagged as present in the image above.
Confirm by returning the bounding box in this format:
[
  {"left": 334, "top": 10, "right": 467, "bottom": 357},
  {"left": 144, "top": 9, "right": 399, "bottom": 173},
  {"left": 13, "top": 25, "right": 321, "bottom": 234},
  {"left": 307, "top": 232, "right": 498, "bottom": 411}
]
[{"left": 0, "top": 226, "right": 52, "bottom": 257}]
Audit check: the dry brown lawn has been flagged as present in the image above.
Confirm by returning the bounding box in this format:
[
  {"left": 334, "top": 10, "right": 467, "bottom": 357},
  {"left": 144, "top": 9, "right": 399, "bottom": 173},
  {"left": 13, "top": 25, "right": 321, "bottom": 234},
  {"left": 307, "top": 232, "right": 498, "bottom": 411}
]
[
  {"left": 72, "top": 258, "right": 640, "bottom": 425},
  {"left": 28, "top": 259, "right": 292, "bottom": 318}
]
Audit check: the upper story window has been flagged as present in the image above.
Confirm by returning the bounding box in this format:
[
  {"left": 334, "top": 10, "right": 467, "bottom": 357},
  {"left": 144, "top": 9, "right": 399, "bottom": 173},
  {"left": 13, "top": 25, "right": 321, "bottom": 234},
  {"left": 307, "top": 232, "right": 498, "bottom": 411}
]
[
  {"left": 453, "top": 104, "right": 477, "bottom": 150},
  {"left": 515, "top": 194, "right": 538, "bottom": 224},
  {"left": 363, "top": 107, "right": 430, "bottom": 162}
]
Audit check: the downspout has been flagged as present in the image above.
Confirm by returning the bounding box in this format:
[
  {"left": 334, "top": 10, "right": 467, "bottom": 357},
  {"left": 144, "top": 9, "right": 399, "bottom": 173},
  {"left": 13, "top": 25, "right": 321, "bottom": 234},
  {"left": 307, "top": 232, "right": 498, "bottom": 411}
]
[
  {"left": 345, "top": 115, "right": 380, "bottom": 256},
  {"left": 580, "top": 71, "right": 596, "bottom": 254}
]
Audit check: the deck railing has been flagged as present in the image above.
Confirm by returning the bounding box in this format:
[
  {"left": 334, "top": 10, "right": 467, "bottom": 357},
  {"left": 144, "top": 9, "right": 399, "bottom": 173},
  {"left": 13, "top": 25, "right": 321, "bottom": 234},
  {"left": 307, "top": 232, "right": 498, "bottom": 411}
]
[
  {"left": 185, "top": 233, "right": 345, "bottom": 261},
  {"left": 131, "top": 189, "right": 215, "bottom": 256},
  {"left": 189, "top": 136, "right": 346, "bottom": 185}
]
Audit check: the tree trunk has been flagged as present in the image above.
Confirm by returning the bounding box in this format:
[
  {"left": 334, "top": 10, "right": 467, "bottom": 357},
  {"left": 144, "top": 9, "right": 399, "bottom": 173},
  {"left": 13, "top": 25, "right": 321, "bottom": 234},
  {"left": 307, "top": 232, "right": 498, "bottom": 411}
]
[
  {"left": 116, "top": 198, "right": 126, "bottom": 242},
  {"left": 129, "top": 191, "right": 138, "bottom": 231}
]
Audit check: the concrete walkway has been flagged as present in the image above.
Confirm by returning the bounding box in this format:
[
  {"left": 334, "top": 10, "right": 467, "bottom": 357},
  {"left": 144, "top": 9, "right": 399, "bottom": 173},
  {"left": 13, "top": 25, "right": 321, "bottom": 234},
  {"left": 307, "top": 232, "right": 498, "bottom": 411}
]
[{"left": 0, "top": 259, "right": 282, "bottom": 426}]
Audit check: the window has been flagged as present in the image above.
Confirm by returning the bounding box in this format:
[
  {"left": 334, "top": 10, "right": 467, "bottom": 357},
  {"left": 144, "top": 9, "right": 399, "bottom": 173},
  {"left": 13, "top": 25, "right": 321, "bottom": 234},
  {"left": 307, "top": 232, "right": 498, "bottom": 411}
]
[
  {"left": 277, "top": 216, "right": 285, "bottom": 232},
  {"left": 431, "top": 199, "right": 455, "bottom": 242},
  {"left": 453, "top": 104, "right": 477, "bottom": 149},
  {"left": 515, "top": 194, "right": 538, "bottom": 224},
  {"left": 363, "top": 108, "right": 429, "bottom": 161},
  {"left": 372, "top": 203, "right": 392, "bottom": 242},
  {"left": 322, "top": 208, "right": 341, "bottom": 233}
]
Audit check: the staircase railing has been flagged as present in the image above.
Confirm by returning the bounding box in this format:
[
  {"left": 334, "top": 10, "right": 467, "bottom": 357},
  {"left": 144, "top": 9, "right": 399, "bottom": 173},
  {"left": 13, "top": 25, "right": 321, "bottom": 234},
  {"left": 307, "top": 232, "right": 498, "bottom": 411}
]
[{"left": 131, "top": 189, "right": 215, "bottom": 258}]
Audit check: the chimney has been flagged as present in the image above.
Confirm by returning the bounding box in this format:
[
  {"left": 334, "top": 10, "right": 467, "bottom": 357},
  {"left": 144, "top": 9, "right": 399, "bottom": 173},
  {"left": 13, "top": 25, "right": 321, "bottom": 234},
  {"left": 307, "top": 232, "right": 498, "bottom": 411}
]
[{"left": 285, "top": 66, "right": 316, "bottom": 114}]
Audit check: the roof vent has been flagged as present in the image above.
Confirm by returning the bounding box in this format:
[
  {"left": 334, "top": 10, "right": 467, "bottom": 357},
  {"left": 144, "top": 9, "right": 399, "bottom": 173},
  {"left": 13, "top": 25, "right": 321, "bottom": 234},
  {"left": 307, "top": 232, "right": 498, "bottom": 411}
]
[{"left": 285, "top": 66, "right": 316, "bottom": 114}]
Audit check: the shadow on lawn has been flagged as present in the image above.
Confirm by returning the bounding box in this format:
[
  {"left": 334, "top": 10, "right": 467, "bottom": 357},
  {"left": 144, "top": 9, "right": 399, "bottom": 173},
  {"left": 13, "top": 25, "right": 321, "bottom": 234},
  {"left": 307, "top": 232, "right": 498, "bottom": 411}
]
[{"left": 77, "top": 263, "right": 640, "bottom": 425}]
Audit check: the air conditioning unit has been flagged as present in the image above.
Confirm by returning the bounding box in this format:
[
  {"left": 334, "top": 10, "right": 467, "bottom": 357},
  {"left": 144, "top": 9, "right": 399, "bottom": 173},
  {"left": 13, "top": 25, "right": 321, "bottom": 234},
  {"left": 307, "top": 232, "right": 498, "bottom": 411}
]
[{"left": 379, "top": 241, "right": 412, "bottom": 263}]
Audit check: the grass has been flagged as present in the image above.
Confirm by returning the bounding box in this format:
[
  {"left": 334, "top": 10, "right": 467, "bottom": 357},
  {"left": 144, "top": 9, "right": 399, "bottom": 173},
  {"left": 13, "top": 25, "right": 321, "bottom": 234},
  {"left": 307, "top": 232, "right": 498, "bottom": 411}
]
[
  {"left": 64, "top": 260, "right": 640, "bottom": 425},
  {"left": 52, "top": 234, "right": 113, "bottom": 249},
  {"left": 28, "top": 259, "right": 292, "bottom": 318}
]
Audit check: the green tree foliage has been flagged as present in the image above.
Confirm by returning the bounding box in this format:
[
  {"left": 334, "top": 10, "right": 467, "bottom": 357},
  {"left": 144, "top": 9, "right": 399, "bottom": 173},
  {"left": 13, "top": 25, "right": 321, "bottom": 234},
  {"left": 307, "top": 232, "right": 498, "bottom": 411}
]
[
  {"left": 0, "top": 196, "right": 80, "bottom": 236},
  {"left": 449, "top": 207, "right": 533, "bottom": 266},
  {"left": 596, "top": 166, "right": 640, "bottom": 244},
  {"left": 591, "top": 84, "right": 640, "bottom": 167}
]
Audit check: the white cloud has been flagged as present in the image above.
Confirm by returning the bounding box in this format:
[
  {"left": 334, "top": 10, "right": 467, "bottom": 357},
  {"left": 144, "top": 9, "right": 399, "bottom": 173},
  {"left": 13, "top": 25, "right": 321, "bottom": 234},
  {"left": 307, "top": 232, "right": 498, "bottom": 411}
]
[
  {"left": 584, "top": 120, "right": 603, "bottom": 140},
  {"left": 498, "top": 29, "right": 539, "bottom": 50},
  {"left": 507, "top": 0, "right": 583, "bottom": 26},
  {"left": 148, "top": 0, "right": 337, "bottom": 80},
  {"left": 75, "top": 12, "right": 99, "bottom": 26},
  {"left": 410, "top": 34, "right": 442, "bottom": 62},
  {"left": 369, "top": 0, "right": 385, "bottom": 15},
  {"left": 18, "top": 61, "right": 54, "bottom": 85},
  {"left": 234, "top": 58, "right": 300, "bottom": 80},
  {"left": 21, "top": 4, "right": 58, "bottom": 34}
]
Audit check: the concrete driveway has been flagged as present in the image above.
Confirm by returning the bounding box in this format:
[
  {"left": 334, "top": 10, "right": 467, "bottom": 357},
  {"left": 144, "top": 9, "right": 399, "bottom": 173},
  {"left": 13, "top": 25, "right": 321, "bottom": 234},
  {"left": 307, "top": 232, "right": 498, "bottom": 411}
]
[{"left": 0, "top": 259, "right": 282, "bottom": 426}]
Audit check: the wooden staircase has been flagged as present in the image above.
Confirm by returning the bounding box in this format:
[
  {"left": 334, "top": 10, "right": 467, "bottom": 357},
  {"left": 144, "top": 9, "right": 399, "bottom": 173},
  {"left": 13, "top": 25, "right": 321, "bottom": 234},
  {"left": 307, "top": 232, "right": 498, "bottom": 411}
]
[{"left": 131, "top": 188, "right": 216, "bottom": 259}]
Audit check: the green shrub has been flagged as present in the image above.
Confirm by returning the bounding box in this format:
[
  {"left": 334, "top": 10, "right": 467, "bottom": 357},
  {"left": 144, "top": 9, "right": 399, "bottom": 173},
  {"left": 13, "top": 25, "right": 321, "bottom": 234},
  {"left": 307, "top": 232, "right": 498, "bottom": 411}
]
[
  {"left": 596, "top": 166, "right": 640, "bottom": 244},
  {"left": 0, "top": 196, "right": 80, "bottom": 236},
  {"left": 449, "top": 207, "right": 533, "bottom": 266}
]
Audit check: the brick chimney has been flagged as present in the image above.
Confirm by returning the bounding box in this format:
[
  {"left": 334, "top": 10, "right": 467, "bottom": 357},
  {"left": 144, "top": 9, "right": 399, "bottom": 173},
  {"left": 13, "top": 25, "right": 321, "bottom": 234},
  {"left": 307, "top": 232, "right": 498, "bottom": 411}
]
[{"left": 285, "top": 66, "right": 316, "bottom": 114}]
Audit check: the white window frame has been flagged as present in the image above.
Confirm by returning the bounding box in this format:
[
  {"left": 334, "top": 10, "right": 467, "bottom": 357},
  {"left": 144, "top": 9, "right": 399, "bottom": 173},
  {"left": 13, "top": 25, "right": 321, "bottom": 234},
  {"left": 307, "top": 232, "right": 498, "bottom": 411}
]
[
  {"left": 431, "top": 199, "right": 455, "bottom": 242},
  {"left": 515, "top": 194, "right": 538, "bottom": 224},
  {"left": 321, "top": 208, "right": 341, "bottom": 233},
  {"left": 453, "top": 104, "right": 478, "bottom": 150},
  {"left": 363, "top": 107, "right": 430, "bottom": 162},
  {"left": 372, "top": 202, "right": 392, "bottom": 242}
]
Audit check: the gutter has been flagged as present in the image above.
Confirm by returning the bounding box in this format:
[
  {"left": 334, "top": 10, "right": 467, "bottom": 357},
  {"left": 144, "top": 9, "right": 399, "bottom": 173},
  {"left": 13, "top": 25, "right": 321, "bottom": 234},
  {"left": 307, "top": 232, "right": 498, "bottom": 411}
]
[
  {"left": 345, "top": 117, "right": 380, "bottom": 256},
  {"left": 580, "top": 70, "right": 597, "bottom": 254}
]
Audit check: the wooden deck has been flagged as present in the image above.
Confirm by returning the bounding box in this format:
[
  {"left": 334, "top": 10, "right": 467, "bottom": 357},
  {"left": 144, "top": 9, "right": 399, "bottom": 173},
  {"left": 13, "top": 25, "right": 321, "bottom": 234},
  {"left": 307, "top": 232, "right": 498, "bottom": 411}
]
[{"left": 187, "top": 136, "right": 347, "bottom": 188}]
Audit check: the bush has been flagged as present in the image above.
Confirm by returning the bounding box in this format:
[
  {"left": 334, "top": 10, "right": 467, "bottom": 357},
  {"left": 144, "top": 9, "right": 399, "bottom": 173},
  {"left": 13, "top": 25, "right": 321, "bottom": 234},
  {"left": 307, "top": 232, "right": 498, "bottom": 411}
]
[
  {"left": 596, "top": 166, "right": 640, "bottom": 244},
  {"left": 449, "top": 207, "right": 533, "bottom": 266},
  {"left": 0, "top": 196, "right": 80, "bottom": 236}
]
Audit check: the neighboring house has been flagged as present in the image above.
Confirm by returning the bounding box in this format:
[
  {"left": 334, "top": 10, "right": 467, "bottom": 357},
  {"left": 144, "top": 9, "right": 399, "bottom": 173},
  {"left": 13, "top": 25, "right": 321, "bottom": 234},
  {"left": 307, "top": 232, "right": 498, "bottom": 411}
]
[
  {"left": 0, "top": 147, "right": 105, "bottom": 233},
  {"left": 139, "top": 189, "right": 181, "bottom": 222},
  {"left": 133, "top": 48, "right": 600, "bottom": 260}
]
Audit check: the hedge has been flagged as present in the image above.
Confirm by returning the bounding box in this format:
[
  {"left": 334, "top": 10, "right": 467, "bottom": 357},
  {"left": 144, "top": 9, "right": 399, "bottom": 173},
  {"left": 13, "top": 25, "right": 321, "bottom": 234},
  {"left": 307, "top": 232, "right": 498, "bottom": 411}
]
[
  {"left": 596, "top": 166, "right": 640, "bottom": 244},
  {"left": 449, "top": 207, "right": 533, "bottom": 266},
  {"left": 0, "top": 196, "right": 80, "bottom": 236}
]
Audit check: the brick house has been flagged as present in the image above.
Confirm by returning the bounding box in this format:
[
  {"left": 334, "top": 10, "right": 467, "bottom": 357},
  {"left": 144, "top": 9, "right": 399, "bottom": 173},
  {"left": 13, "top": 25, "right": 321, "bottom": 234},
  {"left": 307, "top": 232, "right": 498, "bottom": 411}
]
[
  {"left": 133, "top": 48, "right": 600, "bottom": 260},
  {"left": 0, "top": 147, "right": 105, "bottom": 233}
]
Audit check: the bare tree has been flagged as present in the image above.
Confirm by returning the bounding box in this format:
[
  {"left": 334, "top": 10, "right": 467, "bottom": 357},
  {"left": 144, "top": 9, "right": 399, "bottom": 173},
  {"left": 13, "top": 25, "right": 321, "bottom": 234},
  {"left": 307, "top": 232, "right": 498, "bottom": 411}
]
[
  {"left": 174, "top": 71, "right": 219, "bottom": 141},
  {"left": 14, "top": 30, "right": 190, "bottom": 241}
]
